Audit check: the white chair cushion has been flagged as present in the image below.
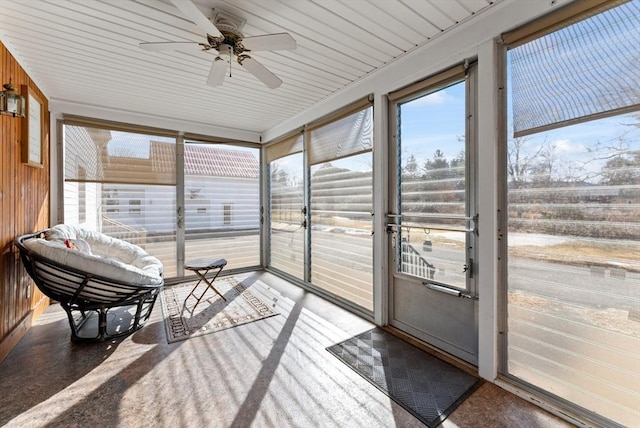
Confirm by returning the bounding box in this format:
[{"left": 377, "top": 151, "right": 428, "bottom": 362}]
[{"left": 25, "top": 225, "right": 163, "bottom": 286}]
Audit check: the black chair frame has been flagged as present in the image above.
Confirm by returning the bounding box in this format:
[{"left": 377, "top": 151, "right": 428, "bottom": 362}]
[{"left": 15, "top": 231, "right": 163, "bottom": 342}]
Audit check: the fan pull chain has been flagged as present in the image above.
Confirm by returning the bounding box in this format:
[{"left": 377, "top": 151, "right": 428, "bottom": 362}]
[{"left": 228, "top": 45, "right": 232, "bottom": 78}]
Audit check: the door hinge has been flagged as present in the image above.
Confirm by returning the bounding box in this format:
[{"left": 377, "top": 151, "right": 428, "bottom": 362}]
[
  {"left": 301, "top": 206, "right": 308, "bottom": 228},
  {"left": 177, "top": 206, "right": 184, "bottom": 228}
]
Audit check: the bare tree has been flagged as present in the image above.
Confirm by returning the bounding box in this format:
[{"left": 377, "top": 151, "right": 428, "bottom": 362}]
[
  {"left": 530, "top": 141, "right": 558, "bottom": 185},
  {"left": 507, "top": 136, "right": 544, "bottom": 188}
]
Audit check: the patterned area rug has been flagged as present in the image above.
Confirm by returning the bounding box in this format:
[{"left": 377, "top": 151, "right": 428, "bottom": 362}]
[
  {"left": 327, "top": 328, "right": 481, "bottom": 427},
  {"left": 160, "top": 276, "right": 278, "bottom": 343}
]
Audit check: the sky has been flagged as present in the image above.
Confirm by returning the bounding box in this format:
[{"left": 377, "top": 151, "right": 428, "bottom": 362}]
[{"left": 399, "top": 81, "right": 466, "bottom": 168}]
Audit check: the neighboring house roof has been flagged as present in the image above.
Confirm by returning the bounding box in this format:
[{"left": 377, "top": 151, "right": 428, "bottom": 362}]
[{"left": 151, "top": 141, "right": 259, "bottom": 179}]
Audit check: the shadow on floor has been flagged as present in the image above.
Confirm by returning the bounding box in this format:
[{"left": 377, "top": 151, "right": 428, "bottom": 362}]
[{"left": 0, "top": 310, "right": 122, "bottom": 426}]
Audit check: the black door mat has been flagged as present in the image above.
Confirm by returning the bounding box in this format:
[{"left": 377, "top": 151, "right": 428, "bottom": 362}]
[{"left": 327, "top": 327, "right": 482, "bottom": 427}]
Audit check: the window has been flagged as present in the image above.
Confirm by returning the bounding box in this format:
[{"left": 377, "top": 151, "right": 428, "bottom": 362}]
[
  {"left": 63, "top": 124, "right": 177, "bottom": 276},
  {"left": 128, "top": 199, "right": 141, "bottom": 215},
  {"left": 78, "top": 166, "right": 86, "bottom": 223},
  {"left": 183, "top": 142, "right": 260, "bottom": 270},
  {"left": 395, "top": 78, "right": 472, "bottom": 291},
  {"left": 63, "top": 123, "right": 262, "bottom": 277},
  {"left": 266, "top": 100, "right": 374, "bottom": 311},
  {"left": 267, "top": 133, "right": 304, "bottom": 280},
  {"left": 503, "top": 2, "right": 640, "bottom": 426},
  {"left": 223, "top": 204, "right": 232, "bottom": 225},
  {"left": 310, "top": 153, "right": 373, "bottom": 310},
  {"left": 308, "top": 104, "right": 374, "bottom": 311}
]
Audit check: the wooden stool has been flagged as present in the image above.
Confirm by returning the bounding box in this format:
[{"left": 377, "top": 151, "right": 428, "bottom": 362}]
[{"left": 184, "top": 257, "right": 227, "bottom": 310}]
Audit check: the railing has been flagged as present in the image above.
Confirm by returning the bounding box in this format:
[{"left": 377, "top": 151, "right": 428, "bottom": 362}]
[
  {"left": 101, "top": 216, "right": 147, "bottom": 248},
  {"left": 400, "top": 239, "right": 435, "bottom": 279}
]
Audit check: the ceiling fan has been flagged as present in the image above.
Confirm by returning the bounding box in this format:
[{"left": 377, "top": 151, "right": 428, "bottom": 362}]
[{"left": 140, "top": 0, "right": 296, "bottom": 89}]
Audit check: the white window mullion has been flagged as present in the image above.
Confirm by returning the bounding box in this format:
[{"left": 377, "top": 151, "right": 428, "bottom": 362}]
[{"left": 176, "top": 133, "right": 185, "bottom": 277}]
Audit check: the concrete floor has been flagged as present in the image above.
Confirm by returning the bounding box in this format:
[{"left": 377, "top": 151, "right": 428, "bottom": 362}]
[{"left": 0, "top": 271, "right": 573, "bottom": 427}]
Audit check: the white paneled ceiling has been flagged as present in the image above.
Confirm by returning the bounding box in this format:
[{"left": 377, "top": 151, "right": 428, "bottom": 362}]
[{"left": 0, "top": 0, "right": 498, "bottom": 134}]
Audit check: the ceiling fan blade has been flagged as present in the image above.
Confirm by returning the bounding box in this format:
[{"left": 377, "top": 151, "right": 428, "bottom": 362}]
[
  {"left": 139, "top": 42, "right": 205, "bottom": 52},
  {"left": 207, "top": 57, "right": 228, "bottom": 86},
  {"left": 242, "top": 33, "right": 296, "bottom": 52},
  {"left": 169, "top": 0, "right": 222, "bottom": 38},
  {"left": 238, "top": 56, "right": 282, "bottom": 89}
]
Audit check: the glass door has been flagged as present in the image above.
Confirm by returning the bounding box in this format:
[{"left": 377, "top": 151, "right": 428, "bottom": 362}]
[{"left": 388, "top": 67, "right": 478, "bottom": 364}]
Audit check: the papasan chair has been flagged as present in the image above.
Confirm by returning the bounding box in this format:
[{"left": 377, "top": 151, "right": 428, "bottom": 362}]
[{"left": 16, "top": 224, "right": 164, "bottom": 342}]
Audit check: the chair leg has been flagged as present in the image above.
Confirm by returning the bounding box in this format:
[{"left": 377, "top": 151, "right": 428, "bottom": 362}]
[
  {"left": 97, "top": 307, "right": 108, "bottom": 341},
  {"left": 62, "top": 302, "right": 82, "bottom": 341},
  {"left": 64, "top": 304, "right": 103, "bottom": 342}
]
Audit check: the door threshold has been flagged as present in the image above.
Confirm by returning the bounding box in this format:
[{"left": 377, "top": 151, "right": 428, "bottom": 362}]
[{"left": 383, "top": 325, "right": 478, "bottom": 377}]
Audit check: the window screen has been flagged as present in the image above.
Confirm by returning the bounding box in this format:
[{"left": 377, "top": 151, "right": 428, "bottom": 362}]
[
  {"left": 308, "top": 107, "right": 373, "bottom": 165},
  {"left": 64, "top": 126, "right": 176, "bottom": 185},
  {"left": 509, "top": 0, "right": 640, "bottom": 137},
  {"left": 266, "top": 132, "right": 303, "bottom": 163}
]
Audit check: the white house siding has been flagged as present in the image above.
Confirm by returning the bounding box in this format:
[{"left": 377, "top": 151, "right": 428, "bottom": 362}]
[
  {"left": 101, "top": 175, "right": 259, "bottom": 234},
  {"left": 63, "top": 126, "right": 107, "bottom": 229},
  {"left": 185, "top": 176, "right": 259, "bottom": 232}
]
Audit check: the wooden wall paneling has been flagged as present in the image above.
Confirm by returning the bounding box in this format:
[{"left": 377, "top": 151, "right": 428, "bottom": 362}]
[
  {"left": 1, "top": 45, "right": 6, "bottom": 341},
  {"left": 13, "top": 45, "right": 21, "bottom": 333},
  {"left": 2, "top": 43, "right": 14, "bottom": 340},
  {"left": 0, "top": 42, "right": 50, "bottom": 362},
  {"left": 10, "top": 46, "right": 19, "bottom": 335}
]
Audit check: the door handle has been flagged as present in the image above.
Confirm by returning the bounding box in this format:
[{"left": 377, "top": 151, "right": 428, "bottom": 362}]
[{"left": 424, "top": 282, "right": 476, "bottom": 299}]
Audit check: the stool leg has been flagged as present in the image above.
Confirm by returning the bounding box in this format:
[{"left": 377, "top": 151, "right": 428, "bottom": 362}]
[
  {"left": 197, "top": 267, "right": 226, "bottom": 302},
  {"left": 184, "top": 267, "right": 227, "bottom": 311},
  {"left": 184, "top": 274, "right": 206, "bottom": 305}
]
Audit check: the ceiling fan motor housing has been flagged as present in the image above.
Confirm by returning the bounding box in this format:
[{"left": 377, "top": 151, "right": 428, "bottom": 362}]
[
  {"left": 206, "top": 30, "right": 247, "bottom": 56},
  {"left": 206, "top": 10, "right": 248, "bottom": 55}
]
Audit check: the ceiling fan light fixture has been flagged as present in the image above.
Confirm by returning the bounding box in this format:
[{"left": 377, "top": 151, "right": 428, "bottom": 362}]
[
  {"left": 215, "top": 43, "right": 234, "bottom": 56},
  {"left": 207, "top": 57, "right": 228, "bottom": 86}
]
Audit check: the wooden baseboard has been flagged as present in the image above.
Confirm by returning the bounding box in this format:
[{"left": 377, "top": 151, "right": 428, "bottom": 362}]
[{"left": 0, "top": 296, "right": 49, "bottom": 364}]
